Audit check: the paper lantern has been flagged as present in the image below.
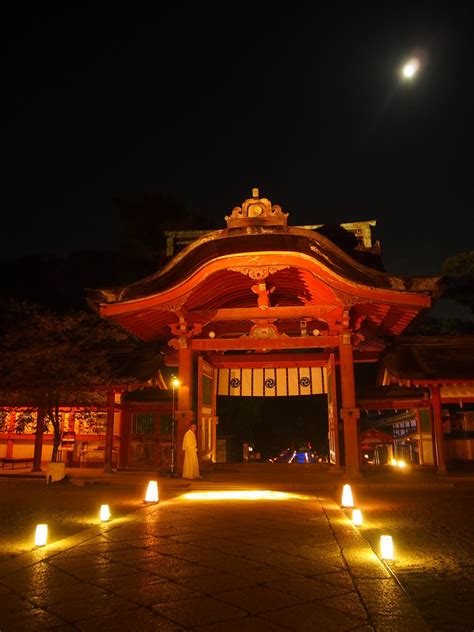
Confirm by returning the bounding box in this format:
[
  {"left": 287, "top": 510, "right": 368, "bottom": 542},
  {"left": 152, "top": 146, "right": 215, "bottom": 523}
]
[
  {"left": 341, "top": 484, "right": 354, "bottom": 508},
  {"left": 380, "top": 535, "right": 394, "bottom": 560},
  {"left": 352, "top": 508, "right": 363, "bottom": 526},
  {"left": 35, "top": 524, "right": 48, "bottom": 546},
  {"left": 145, "top": 480, "right": 159, "bottom": 503},
  {"left": 100, "top": 504, "right": 111, "bottom": 522}
]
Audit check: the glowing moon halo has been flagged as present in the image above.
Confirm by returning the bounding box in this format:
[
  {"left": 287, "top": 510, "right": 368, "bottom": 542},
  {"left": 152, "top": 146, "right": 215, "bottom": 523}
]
[{"left": 401, "top": 58, "right": 420, "bottom": 80}]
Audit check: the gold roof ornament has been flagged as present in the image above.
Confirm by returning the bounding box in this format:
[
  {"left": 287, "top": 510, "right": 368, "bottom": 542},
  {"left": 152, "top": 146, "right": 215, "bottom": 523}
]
[{"left": 225, "top": 188, "right": 289, "bottom": 229}]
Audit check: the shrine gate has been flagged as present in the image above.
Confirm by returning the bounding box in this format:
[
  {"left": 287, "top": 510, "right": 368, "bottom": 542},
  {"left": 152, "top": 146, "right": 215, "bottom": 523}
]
[{"left": 89, "top": 190, "right": 438, "bottom": 477}]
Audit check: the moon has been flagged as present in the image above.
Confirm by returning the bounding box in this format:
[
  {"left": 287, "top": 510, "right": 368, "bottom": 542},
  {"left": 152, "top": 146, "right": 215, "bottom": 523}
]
[{"left": 400, "top": 56, "right": 422, "bottom": 80}]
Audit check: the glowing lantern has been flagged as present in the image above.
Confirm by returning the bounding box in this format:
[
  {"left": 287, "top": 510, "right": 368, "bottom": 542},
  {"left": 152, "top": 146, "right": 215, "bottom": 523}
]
[
  {"left": 100, "top": 504, "right": 111, "bottom": 522},
  {"left": 341, "top": 484, "right": 354, "bottom": 508},
  {"left": 380, "top": 535, "right": 394, "bottom": 560},
  {"left": 35, "top": 524, "right": 48, "bottom": 547},
  {"left": 145, "top": 480, "right": 159, "bottom": 503},
  {"left": 352, "top": 508, "right": 363, "bottom": 526},
  {"left": 397, "top": 460, "right": 406, "bottom": 468}
]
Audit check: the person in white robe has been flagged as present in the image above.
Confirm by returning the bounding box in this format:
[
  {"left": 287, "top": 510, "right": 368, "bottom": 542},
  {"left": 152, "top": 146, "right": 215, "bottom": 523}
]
[{"left": 182, "top": 423, "right": 200, "bottom": 479}]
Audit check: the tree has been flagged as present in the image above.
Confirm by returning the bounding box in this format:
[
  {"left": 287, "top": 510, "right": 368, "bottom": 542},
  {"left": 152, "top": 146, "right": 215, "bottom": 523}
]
[
  {"left": 406, "top": 251, "right": 474, "bottom": 336},
  {"left": 0, "top": 299, "right": 137, "bottom": 465},
  {"left": 0, "top": 249, "right": 145, "bottom": 312},
  {"left": 115, "top": 191, "right": 218, "bottom": 271},
  {"left": 441, "top": 251, "right": 474, "bottom": 315}
]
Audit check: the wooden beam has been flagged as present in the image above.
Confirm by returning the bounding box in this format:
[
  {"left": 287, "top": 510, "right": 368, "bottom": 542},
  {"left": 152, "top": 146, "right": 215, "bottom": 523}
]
[
  {"left": 192, "top": 335, "right": 340, "bottom": 351},
  {"left": 191, "top": 306, "right": 339, "bottom": 321},
  {"left": 208, "top": 352, "right": 330, "bottom": 367},
  {"left": 357, "top": 399, "right": 427, "bottom": 409}
]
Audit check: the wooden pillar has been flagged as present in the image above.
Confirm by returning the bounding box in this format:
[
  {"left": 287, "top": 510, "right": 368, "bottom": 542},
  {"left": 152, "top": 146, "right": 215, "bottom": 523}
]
[
  {"left": 431, "top": 385, "right": 447, "bottom": 473},
  {"left": 176, "top": 342, "right": 194, "bottom": 474},
  {"left": 32, "top": 407, "right": 45, "bottom": 472},
  {"left": 211, "top": 416, "right": 218, "bottom": 463},
  {"left": 6, "top": 437, "right": 14, "bottom": 459},
  {"left": 6, "top": 412, "right": 15, "bottom": 458},
  {"left": 104, "top": 390, "right": 115, "bottom": 473},
  {"left": 339, "top": 332, "right": 360, "bottom": 478},
  {"left": 120, "top": 401, "right": 130, "bottom": 468}
]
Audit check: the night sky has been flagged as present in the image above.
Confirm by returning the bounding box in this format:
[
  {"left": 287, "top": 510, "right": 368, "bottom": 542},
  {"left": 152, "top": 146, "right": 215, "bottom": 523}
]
[{"left": 3, "top": 6, "right": 473, "bottom": 278}]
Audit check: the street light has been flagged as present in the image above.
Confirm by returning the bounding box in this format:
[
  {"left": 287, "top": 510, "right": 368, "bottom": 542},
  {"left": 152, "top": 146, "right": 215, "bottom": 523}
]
[{"left": 169, "top": 376, "right": 180, "bottom": 477}]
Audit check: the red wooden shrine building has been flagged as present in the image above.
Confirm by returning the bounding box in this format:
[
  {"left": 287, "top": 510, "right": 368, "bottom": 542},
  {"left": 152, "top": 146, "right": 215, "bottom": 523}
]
[
  {"left": 86, "top": 189, "right": 445, "bottom": 477},
  {"left": 4, "top": 190, "right": 473, "bottom": 474}
]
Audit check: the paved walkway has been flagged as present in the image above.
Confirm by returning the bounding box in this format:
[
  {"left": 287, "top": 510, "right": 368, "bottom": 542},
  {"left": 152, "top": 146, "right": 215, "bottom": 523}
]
[{"left": 0, "top": 465, "right": 435, "bottom": 630}]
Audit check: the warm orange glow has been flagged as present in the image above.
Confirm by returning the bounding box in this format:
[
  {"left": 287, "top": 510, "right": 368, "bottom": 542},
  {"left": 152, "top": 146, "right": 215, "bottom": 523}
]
[
  {"left": 181, "top": 490, "right": 307, "bottom": 501},
  {"left": 145, "top": 480, "right": 159, "bottom": 503},
  {"left": 171, "top": 377, "right": 180, "bottom": 389},
  {"left": 352, "top": 508, "right": 363, "bottom": 526},
  {"left": 391, "top": 459, "right": 407, "bottom": 468},
  {"left": 380, "top": 535, "right": 394, "bottom": 560},
  {"left": 35, "top": 524, "right": 48, "bottom": 546},
  {"left": 341, "top": 484, "right": 354, "bottom": 508},
  {"left": 100, "top": 504, "right": 111, "bottom": 522}
]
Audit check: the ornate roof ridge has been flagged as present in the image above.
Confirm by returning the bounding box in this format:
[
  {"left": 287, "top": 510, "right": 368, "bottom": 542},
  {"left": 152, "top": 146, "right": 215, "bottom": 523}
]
[{"left": 225, "top": 188, "right": 288, "bottom": 229}]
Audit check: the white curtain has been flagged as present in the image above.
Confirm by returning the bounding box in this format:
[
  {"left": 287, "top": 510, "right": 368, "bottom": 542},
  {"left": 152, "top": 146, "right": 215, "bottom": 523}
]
[{"left": 217, "top": 367, "right": 327, "bottom": 397}]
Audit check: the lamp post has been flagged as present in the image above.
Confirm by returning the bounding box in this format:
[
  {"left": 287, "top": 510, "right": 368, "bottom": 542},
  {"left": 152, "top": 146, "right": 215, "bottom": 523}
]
[{"left": 169, "top": 377, "right": 180, "bottom": 477}]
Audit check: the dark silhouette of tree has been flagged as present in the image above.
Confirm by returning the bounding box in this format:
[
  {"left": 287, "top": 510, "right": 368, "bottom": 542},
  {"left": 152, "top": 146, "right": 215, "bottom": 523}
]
[
  {"left": 405, "top": 315, "right": 474, "bottom": 336},
  {"left": 115, "top": 191, "right": 219, "bottom": 270},
  {"left": 0, "top": 250, "right": 137, "bottom": 312},
  {"left": 441, "top": 251, "right": 474, "bottom": 315},
  {"left": 407, "top": 251, "right": 474, "bottom": 335},
  {"left": 0, "top": 299, "right": 137, "bottom": 466},
  {"left": 0, "top": 191, "right": 219, "bottom": 313}
]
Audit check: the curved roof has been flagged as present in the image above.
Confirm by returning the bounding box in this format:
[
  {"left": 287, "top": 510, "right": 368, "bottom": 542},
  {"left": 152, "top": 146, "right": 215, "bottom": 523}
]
[
  {"left": 90, "top": 225, "right": 436, "bottom": 304},
  {"left": 88, "top": 192, "right": 440, "bottom": 358}
]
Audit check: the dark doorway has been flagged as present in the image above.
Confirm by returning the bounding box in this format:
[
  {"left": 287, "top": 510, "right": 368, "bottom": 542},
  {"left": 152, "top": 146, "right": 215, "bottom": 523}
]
[{"left": 216, "top": 395, "right": 328, "bottom": 462}]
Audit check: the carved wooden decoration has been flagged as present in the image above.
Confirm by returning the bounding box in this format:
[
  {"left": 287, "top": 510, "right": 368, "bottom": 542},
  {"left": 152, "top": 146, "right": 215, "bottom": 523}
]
[
  {"left": 157, "top": 293, "right": 192, "bottom": 313},
  {"left": 246, "top": 323, "right": 287, "bottom": 339},
  {"left": 251, "top": 282, "right": 275, "bottom": 310},
  {"left": 228, "top": 265, "right": 289, "bottom": 281},
  {"left": 225, "top": 188, "right": 289, "bottom": 229}
]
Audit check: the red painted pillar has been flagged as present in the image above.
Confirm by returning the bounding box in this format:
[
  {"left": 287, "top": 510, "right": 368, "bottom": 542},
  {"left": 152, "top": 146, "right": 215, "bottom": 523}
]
[
  {"left": 32, "top": 407, "right": 46, "bottom": 472},
  {"left": 176, "top": 342, "right": 194, "bottom": 474},
  {"left": 339, "top": 332, "right": 361, "bottom": 478},
  {"left": 431, "top": 385, "right": 447, "bottom": 473},
  {"left": 120, "top": 400, "right": 130, "bottom": 468},
  {"left": 6, "top": 412, "right": 15, "bottom": 458},
  {"left": 104, "top": 390, "right": 115, "bottom": 473}
]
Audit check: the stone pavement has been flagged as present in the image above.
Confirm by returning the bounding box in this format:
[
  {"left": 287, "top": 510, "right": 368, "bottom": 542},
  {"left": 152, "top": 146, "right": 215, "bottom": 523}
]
[{"left": 0, "top": 464, "right": 434, "bottom": 631}]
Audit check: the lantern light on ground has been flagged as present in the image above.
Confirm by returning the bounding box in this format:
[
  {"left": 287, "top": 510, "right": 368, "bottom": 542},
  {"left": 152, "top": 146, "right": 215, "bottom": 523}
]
[
  {"left": 380, "top": 535, "right": 394, "bottom": 560},
  {"left": 145, "top": 480, "right": 159, "bottom": 503},
  {"left": 352, "top": 508, "right": 363, "bottom": 526},
  {"left": 341, "top": 483, "right": 354, "bottom": 508},
  {"left": 35, "top": 524, "right": 48, "bottom": 546},
  {"left": 100, "top": 504, "right": 111, "bottom": 522},
  {"left": 391, "top": 459, "right": 407, "bottom": 468}
]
